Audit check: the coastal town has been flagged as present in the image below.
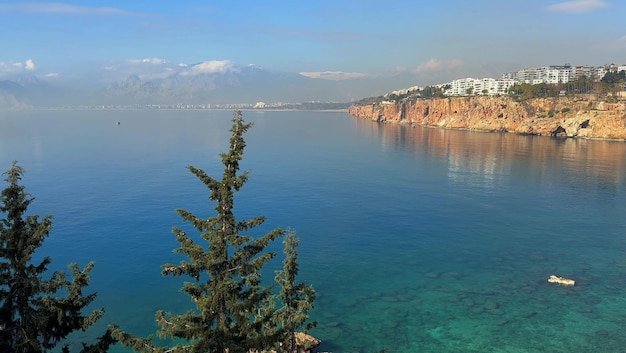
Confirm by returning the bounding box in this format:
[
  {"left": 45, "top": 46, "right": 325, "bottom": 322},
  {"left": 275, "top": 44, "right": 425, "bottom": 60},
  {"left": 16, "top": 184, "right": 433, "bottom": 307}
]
[
  {"left": 388, "top": 63, "right": 626, "bottom": 98},
  {"left": 351, "top": 63, "right": 626, "bottom": 140}
]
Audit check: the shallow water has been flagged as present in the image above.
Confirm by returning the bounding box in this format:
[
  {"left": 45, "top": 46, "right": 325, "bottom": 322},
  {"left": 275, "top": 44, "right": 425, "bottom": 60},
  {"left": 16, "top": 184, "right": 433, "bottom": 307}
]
[{"left": 1, "top": 109, "right": 625, "bottom": 352}]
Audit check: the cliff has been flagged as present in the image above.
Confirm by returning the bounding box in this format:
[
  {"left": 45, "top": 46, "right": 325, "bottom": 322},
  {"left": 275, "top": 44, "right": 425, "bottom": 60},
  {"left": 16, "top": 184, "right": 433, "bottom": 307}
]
[{"left": 349, "top": 96, "right": 626, "bottom": 140}]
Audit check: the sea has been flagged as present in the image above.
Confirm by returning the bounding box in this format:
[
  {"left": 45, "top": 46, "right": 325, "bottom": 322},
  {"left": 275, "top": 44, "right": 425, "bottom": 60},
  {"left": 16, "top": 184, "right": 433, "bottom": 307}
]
[{"left": 1, "top": 109, "right": 625, "bottom": 353}]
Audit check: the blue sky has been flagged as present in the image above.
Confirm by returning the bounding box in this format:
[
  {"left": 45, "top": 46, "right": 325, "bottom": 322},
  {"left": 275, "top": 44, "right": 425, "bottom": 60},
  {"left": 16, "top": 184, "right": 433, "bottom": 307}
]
[{"left": 1, "top": 0, "right": 625, "bottom": 85}]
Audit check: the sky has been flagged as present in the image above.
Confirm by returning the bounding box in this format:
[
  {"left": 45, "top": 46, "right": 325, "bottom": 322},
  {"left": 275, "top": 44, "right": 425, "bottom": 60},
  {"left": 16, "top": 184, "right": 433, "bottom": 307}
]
[{"left": 1, "top": 0, "right": 625, "bottom": 86}]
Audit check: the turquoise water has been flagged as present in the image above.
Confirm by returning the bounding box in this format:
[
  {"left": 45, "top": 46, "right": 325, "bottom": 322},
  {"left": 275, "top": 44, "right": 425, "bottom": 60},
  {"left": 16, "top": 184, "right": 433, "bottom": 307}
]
[{"left": 1, "top": 109, "right": 626, "bottom": 352}]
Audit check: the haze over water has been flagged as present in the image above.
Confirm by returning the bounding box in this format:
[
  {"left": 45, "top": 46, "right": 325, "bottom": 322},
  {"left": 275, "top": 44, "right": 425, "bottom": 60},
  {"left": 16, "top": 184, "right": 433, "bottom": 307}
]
[{"left": 1, "top": 109, "right": 626, "bottom": 352}]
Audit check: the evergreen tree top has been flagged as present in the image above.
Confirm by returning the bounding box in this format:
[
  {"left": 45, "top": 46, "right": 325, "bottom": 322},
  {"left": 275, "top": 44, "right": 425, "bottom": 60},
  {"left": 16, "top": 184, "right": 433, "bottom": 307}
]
[
  {"left": 0, "top": 161, "right": 113, "bottom": 353},
  {"left": 111, "top": 111, "right": 317, "bottom": 353}
]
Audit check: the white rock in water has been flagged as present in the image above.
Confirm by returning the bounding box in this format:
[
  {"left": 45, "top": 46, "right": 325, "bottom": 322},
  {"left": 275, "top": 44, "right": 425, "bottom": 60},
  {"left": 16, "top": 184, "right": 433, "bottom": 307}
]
[{"left": 548, "top": 275, "right": 575, "bottom": 287}]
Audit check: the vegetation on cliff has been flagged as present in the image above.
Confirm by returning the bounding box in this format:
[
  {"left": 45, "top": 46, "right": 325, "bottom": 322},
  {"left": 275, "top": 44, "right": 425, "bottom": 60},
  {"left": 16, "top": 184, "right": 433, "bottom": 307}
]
[
  {"left": 352, "top": 84, "right": 450, "bottom": 106},
  {"left": 509, "top": 73, "right": 625, "bottom": 102},
  {"left": 354, "top": 70, "right": 625, "bottom": 106}
]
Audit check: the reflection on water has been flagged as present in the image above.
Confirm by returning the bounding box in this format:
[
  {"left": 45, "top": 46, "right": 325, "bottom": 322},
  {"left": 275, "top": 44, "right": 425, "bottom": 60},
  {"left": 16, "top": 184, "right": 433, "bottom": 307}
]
[
  {"left": 3, "top": 111, "right": 626, "bottom": 352},
  {"left": 353, "top": 118, "right": 626, "bottom": 200}
]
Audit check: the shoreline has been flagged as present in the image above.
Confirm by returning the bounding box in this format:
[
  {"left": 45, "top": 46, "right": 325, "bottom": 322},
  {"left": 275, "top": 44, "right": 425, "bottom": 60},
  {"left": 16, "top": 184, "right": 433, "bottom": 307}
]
[{"left": 349, "top": 96, "right": 626, "bottom": 141}]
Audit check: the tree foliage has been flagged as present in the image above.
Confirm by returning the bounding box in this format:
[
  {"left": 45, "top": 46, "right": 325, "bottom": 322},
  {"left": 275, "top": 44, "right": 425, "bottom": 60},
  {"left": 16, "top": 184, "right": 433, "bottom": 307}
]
[
  {"left": 273, "top": 229, "right": 316, "bottom": 353},
  {"left": 418, "top": 85, "right": 447, "bottom": 99},
  {"left": 0, "top": 161, "right": 114, "bottom": 353},
  {"left": 508, "top": 82, "right": 559, "bottom": 100},
  {"left": 112, "top": 111, "right": 316, "bottom": 353},
  {"left": 600, "top": 70, "right": 626, "bottom": 96},
  {"left": 600, "top": 70, "right": 626, "bottom": 85},
  {"left": 563, "top": 75, "right": 595, "bottom": 94},
  {"left": 504, "top": 71, "right": 626, "bottom": 101}
]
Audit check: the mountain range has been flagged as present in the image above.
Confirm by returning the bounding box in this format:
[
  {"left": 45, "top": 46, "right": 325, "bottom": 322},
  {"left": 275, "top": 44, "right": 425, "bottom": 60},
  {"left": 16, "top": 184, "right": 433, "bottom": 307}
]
[{"left": 0, "top": 60, "right": 413, "bottom": 109}]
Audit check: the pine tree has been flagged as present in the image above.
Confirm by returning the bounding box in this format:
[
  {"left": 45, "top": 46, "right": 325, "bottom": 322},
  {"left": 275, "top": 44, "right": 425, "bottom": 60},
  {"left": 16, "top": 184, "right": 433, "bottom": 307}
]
[
  {"left": 273, "top": 230, "right": 316, "bottom": 353},
  {"left": 112, "top": 111, "right": 285, "bottom": 353},
  {"left": 0, "top": 161, "right": 114, "bottom": 353}
]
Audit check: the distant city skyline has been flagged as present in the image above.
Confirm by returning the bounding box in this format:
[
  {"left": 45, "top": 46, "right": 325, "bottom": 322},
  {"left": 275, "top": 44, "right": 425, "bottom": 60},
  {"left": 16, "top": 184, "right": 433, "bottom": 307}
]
[{"left": 1, "top": 0, "right": 626, "bottom": 88}]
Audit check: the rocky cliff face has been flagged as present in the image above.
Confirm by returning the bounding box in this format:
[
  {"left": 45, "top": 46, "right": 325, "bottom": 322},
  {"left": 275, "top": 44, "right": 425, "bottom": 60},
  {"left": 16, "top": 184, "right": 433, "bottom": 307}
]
[{"left": 349, "top": 96, "right": 626, "bottom": 140}]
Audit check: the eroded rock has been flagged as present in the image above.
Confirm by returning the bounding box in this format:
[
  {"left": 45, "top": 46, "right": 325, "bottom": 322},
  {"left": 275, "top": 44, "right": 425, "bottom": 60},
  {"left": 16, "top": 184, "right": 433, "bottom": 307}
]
[{"left": 350, "top": 97, "right": 626, "bottom": 140}]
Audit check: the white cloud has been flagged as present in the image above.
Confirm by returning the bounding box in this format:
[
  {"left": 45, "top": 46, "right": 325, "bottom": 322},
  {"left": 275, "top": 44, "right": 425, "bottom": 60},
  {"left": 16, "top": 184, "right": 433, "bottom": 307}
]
[
  {"left": 414, "top": 58, "right": 463, "bottom": 73},
  {"left": 299, "top": 71, "right": 370, "bottom": 80},
  {"left": 25, "top": 59, "right": 36, "bottom": 71},
  {"left": 182, "top": 60, "right": 234, "bottom": 75},
  {"left": 127, "top": 58, "right": 167, "bottom": 65},
  {"left": 545, "top": 0, "right": 609, "bottom": 13},
  {"left": 0, "top": 3, "right": 131, "bottom": 15},
  {"left": 45, "top": 72, "right": 60, "bottom": 78},
  {"left": 0, "top": 59, "right": 37, "bottom": 74}
]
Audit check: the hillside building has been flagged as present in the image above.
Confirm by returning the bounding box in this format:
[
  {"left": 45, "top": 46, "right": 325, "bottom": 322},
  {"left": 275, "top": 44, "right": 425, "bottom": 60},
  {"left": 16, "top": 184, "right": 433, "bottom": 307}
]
[
  {"left": 503, "top": 64, "right": 620, "bottom": 85},
  {"left": 397, "top": 62, "right": 625, "bottom": 99},
  {"left": 444, "top": 78, "right": 517, "bottom": 96}
]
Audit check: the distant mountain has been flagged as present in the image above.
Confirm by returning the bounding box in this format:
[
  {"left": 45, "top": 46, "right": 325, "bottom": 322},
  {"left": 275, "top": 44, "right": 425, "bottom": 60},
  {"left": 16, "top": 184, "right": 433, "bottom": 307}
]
[
  {"left": 0, "top": 61, "right": 405, "bottom": 108},
  {"left": 101, "top": 64, "right": 310, "bottom": 104},
  {"left": 0, "top": 74, "right": 61, "bottom": 109},
  {"left": 0, "top": 80, "right": 29, "bottom": 109}
]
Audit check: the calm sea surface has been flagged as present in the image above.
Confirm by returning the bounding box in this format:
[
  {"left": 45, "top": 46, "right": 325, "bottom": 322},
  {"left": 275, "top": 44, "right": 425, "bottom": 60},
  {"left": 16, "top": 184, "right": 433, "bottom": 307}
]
[{"left": 1, "top": 109, "right": 626, "bottom": 352}]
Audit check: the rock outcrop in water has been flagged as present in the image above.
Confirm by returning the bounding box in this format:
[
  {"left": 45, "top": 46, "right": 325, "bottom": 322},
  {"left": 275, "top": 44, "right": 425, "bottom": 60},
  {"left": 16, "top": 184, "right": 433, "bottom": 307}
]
[
  {"left": 548, "top": 275, "right": 576, "bottom": 287},
  {"left": 349, "top": 96, "right": 626, "bottom": 140}
]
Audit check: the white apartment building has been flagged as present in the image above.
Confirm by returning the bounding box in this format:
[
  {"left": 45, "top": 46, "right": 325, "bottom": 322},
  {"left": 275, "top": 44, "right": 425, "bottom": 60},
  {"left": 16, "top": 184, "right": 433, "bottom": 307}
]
[
  {"left": 595, "top": 66, "right": 608, "bottom": 79},
  {"left": 504, "top": 64, "right": 621, "bottom": 85},
  {"left": 445, "top": 78, "right": 472, "bottom": 96},
  {"left": 387, "top": 85, "right": 422, "bottom": 97},
  {"left": 516, "top": 67, "right": 543, "bottom": 83},
  {"left": 444, "top": 78, "right": 517, "bottom": 96},
  {"left": 545, "top": 65, "right": 572, "bottom": 84},
  {"left": 571, "top": 66, "right": 595, "bottom": 80},
  {"left": 505, "top": 65, "right": 572, "bottom": 84},
  {"left": 496, "top": 79, "right": 517, "bottom": 94},
  {"left": 407, "top": 62, "right": 624, "bottom": 99}
]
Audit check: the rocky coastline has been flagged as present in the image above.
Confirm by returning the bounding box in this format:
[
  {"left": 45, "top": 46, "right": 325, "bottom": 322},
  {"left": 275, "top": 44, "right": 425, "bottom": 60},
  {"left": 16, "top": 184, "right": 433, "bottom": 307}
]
[{"left": 349, "top": 96, "right": 626, "bottom": 140}]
